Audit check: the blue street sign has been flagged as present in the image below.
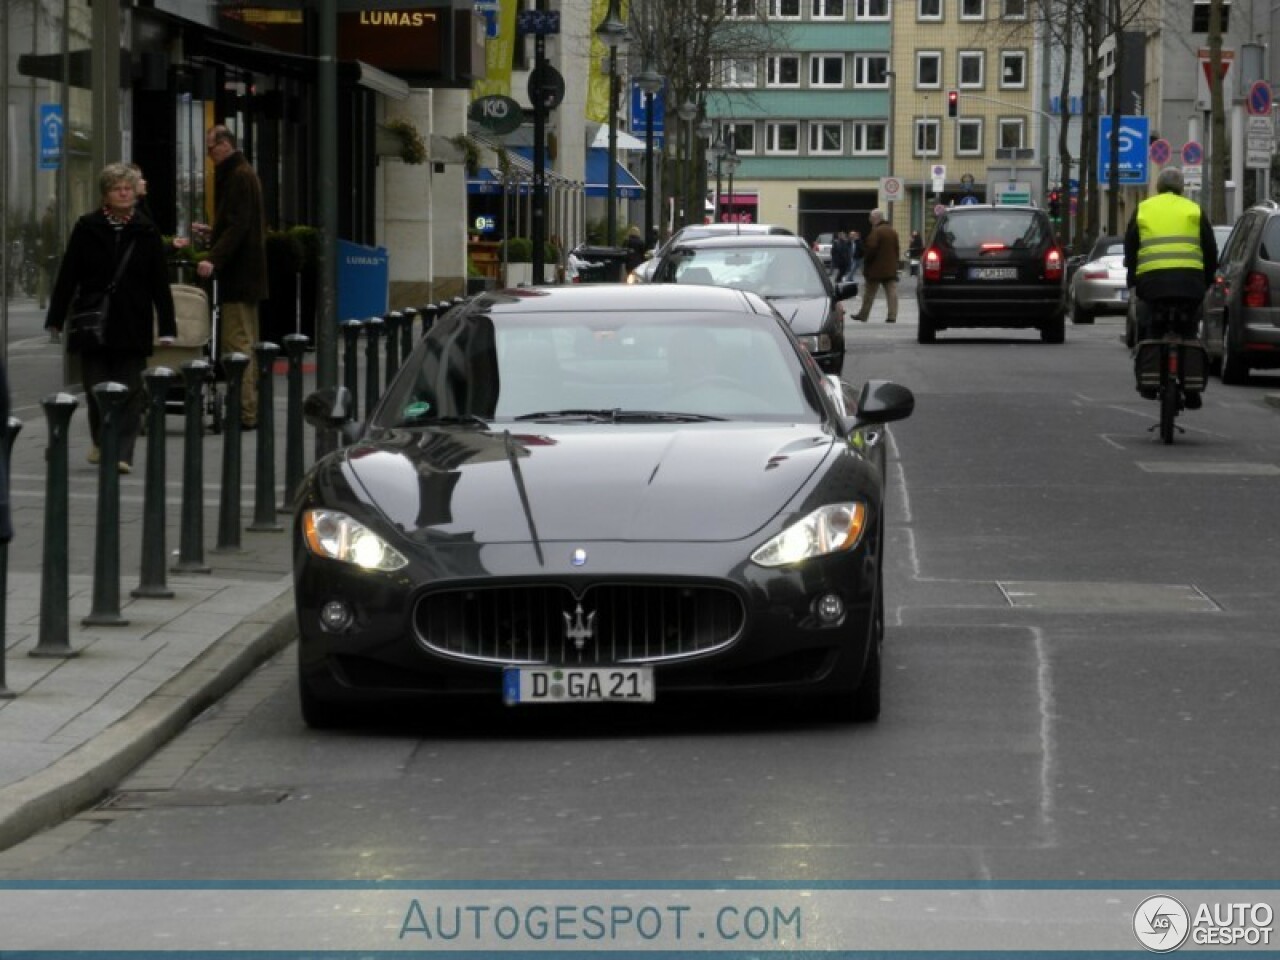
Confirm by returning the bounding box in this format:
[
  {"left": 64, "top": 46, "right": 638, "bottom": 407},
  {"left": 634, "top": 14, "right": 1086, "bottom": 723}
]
[
  {"left": 516, "top": 9, "right": 560, "bottom": 34},
  {"left": 959, "top": 194, "right": 979, "bottom": 205},
  {"left": 629, "top": 81, "right": 666, "bottom": 146},
  {"left": 1099, "top": 115, "right": 1149, "bottom": 185},
  {"left": 1248, "top": 80, "right": 1272, "bottom": 117},
  {"left": 1181, "top": 141, "right": 1203, "bottom": 165},
  {"left": 40, "top": 104, "right": 63, "bottom": 170}
]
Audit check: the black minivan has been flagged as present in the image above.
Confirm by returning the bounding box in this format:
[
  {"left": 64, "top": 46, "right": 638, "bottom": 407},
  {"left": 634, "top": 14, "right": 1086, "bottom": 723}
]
[{"left": 916, "top": 205, "right": 1067, "bottom": 344}]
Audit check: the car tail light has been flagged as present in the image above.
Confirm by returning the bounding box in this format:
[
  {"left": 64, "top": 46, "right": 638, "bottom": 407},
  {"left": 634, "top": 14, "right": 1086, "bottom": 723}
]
[
  {"left": 1243, "top": 271, "right": 1270, "bottom": 308},
  {"left": 1044, "top": 247, "right": 1064, "bottom": 281},
  {"left": 923, "top": 247, "right": 942, "bottom": 281},
  {"left": 980, "top": 242, "right": 1006, "bottom": 251},
  {"left": 1082, "top": 268, "right": 1108, "bottom": 280}
]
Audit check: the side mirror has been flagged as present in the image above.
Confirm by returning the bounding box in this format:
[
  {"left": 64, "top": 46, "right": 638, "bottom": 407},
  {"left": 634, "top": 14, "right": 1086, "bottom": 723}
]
[
  {"left": 303, "top": 385, "right": 354, "bottom": 430},
  {"left": 849, "top": 379, "right": 914, "bottom": 429}
]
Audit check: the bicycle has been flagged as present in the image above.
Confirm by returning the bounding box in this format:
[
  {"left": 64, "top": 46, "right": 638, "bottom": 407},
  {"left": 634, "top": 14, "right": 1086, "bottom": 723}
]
[{"left": 1133, "top": 298, "right": 1208, "bottom": 444}]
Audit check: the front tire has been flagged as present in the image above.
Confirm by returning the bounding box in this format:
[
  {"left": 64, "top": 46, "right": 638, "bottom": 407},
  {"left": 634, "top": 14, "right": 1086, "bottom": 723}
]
[{"left": 299, "top": 660, "right": 346, "bottom": 730}]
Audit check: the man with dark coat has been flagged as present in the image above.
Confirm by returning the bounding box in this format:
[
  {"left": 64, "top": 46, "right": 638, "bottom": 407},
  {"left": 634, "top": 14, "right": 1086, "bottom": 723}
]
[
  {"left": 830, "top": 231, "right": 851, "bottom": 283},
  {"left": 853, "top": 209, "right": 901, "bottom": 323},
  {"left": 194, "top": 125, "right": 268, "bottom": 429},
  {"left": 45, "top": 163, "right": 176, "bottom": 472}
]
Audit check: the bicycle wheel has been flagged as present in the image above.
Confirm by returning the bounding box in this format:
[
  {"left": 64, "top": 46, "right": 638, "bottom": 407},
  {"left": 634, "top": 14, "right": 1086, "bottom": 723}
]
[{"left": 1159, "top": 381, "right": 1178, "bottom": 444}]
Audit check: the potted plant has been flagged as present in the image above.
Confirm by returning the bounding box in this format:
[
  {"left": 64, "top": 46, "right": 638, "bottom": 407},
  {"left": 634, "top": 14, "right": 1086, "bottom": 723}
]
[{"left": 376, "top": 118, "right": 428, "bottom": 164}]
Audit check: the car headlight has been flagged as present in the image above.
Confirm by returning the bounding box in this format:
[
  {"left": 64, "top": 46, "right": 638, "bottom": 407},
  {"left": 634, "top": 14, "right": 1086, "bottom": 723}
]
[
  {"left": 751, "top": 503, "right": 868, "bottom": 567},
  {"left": 797, "top": 334, "right": 833, "bottom": 354},
  {"left": 301, "top": 509, "right": 409, "bottom": 571}
]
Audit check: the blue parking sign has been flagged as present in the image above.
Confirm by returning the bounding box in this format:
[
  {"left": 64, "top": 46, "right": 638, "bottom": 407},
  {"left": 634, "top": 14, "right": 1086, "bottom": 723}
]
[
  {"left": 40, "top": 104, "right": 63, "bottom": 170},
  {"left": 1099, "top": 115, "right": 1149, "bottom": 185}
]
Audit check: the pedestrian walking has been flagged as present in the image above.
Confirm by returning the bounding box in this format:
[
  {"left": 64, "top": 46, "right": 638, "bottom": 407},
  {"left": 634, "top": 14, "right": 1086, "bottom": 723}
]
[
  {"left": 854, "top": 209, "right": 901, "bottom": 323},
  {"left": 44, "top": 163, "right": 177, "bottom": 473},
  {"left": 37, "top": 197, "right": 59, "bottom": 314},
  {"left": 624, "top": 225, "right": 647, "bottom": 273},
  {"left": 847, "top": 229, "right": 864, "bottom": 282},
  {"left": 830, "top": 231, "right": 851, "bottom": 284},
  {"left": 193, "top": 124, "right": 268, "bottom": 430}
]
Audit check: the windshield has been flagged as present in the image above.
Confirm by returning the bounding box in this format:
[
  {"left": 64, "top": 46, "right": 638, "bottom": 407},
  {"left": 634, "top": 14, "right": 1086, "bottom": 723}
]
[
  {"left": 374, "top": 311, "right": 820, "bottom": 426},
  {"left": 941, "top": 211, "right": 1048, "bottom": 249},
  {"left": 668, "top": 246, "right": 828, "bottom": 299}
]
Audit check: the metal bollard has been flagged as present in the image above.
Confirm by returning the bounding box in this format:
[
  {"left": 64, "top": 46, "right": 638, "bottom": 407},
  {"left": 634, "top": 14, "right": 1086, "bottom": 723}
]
[
  {"left": 33, "top": 393, "right": 79, "bottom": 658},
  {"left": 281, "top": 334, "right": 309, "bottom": 512},
  {"left": 214, "top": 353, "right": 249, "bottom": 552},
  {"left": 384, "top": 310, "right": 402, "bottom": 376},
  {"left": 133, "top": 368, "right": 176, "bottom": 599},
  {"left": 249, "top": 342, "right": 282, "bottom": 532},
  {"left": 364, "top": 315, "right": 384, "bottom": 416},
  {"left": 0, "top": 416, "right": 22, "bottom": 697},
  {"left": 83, "top": 382, "right": 131, "bottom": 627},
  {"left": 420, "top": 303, "right": 439, "bottom": 340},
  {"left": 400, "top": 307, "right": 417, "bottom": 358},
  {"left": 342, "top": 320, "right": 363, "bottom": 421},
  {"left": 452, "top": 296, "right": 466, "bottom": 308},
  {"left": 173, "top": 360, "right": 212, "bottom": 574}
]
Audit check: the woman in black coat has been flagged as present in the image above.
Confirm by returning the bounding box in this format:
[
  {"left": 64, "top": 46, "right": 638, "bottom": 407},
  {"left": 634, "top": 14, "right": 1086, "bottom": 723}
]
[{"left": 45, "top": 163, "right": 176, "bottom": 473}]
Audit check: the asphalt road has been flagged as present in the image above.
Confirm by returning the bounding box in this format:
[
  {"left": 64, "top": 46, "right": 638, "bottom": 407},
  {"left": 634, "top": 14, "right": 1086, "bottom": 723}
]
[{"left": 2, "top": 302, "right": 1278, "bottom": 885}]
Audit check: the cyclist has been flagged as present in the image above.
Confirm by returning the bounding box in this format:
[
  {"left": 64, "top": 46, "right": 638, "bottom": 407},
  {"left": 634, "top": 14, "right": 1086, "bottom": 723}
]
[{"left": 1122, "top": 166, "right": 1218, "bottom": 407}]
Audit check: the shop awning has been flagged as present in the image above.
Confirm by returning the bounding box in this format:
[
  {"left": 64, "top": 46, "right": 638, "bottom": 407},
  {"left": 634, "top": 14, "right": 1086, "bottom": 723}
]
[{"left": 584, "top": 149, "right": 644, "bottom": 199}]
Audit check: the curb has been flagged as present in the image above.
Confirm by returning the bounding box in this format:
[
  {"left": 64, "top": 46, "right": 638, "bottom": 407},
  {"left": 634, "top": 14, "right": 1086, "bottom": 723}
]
[{"left": 0, "top": 591, "right": 297, "bottom": 854}]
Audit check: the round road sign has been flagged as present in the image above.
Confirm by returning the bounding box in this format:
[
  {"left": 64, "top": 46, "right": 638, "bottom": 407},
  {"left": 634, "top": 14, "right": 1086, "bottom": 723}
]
[
  {"left": 1248, "top": 80, "right": 1272, "bottom": 117},
  {"left": 1149, "top": 138, "right": 1171, "bottom": 166},
  {"left": 1181, "top": 141, "right": 1203, "bottom": 165}
]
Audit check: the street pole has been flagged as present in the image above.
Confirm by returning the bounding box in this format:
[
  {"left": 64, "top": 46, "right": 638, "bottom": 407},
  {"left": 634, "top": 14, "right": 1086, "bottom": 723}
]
[
  {"left": 921, "top": 94, "right": 929, "bottom": 239},
  {"left": 531, "top": 3, "right": 548, "bottom": 285},
  {"left": 595, "top": 0, "right": 627, "bottom": 248},
  {"left": 637, "top": 50, "right": 663, "bottom": 251}
]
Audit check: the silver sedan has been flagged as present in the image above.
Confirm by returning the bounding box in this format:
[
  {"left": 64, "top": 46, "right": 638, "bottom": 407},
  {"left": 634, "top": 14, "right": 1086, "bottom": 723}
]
[{"left": 1068, "top": 238, "right": 1129, "bottom": 324}]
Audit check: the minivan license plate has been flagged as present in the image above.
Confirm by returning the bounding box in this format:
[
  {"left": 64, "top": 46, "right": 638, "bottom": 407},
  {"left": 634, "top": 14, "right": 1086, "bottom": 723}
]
[
  {"left": 503, "top": 667, "right": 655, "bottom": 704},
  {"left": 970, "top": 267, "right": 1017, "bottom": 280}
]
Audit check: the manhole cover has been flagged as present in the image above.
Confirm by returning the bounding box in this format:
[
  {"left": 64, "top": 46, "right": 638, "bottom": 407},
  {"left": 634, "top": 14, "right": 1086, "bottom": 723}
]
[{"left": 997, "top": 581, "right": 1219, "bottom": 612}]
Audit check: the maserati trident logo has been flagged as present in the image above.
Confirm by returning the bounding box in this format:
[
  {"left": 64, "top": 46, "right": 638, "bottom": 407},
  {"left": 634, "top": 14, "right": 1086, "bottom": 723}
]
[{"left": 563, "top": 603, "right": 596, "bottom": 650}]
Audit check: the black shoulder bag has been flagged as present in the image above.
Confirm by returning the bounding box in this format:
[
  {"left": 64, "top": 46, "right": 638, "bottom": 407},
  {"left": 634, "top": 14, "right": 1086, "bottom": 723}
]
[{"left": 66, "top": 239, "right": 136, "bottom": 353}]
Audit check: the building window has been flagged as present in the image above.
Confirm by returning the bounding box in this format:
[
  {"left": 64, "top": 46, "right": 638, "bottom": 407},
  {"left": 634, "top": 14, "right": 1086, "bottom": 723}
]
[
  {"left": 960, "top": 0, "right": 984, "bottom": 18},
  {"left": 998, "top": 117, "right": 1024, "bottom": 149},
  {"left": 725, "top": 121, "right": 756, "bottom": 154},
  {"left": 918, "top": 0, "right": 942, "bottom": 18},
  {"left": 851, "top": 121, "right": 888, "bottom": 154},
  {"left": 766, "top": 122, "right": 801, "bottom": 153},
  {"left": 915, "top": 118, "right": 940, "bottom": 155},
  {"left": 812, "top": 0, "right": 846, "bottom": 17},
  {"left": 853, "top": 53, "right": 890, "bottom": 86},
  {"left": 767, "top": 55, "right": 801, "bottom": 87},
  {"left": 958, "top": 50, "right": 984, "bottom": 88},
  {"left": 726, "top": 0, "right": 757, "bottom": 18},
  {"left": 917, "top": 50, "right": 942, "bottom": 88},
  {"left": 769, "top": 0, "right": 802, "bottom": 17},
  {"left": 1002, "top": 0, "right": 1027, "bottom": 16},
  {"left": 855, "top": 0, "right": 890, "bottom": 20},
  {"left": 810, "top": 54, "right": 845, "bottom": 87},
  {"left": 1192, "top": 0, "right": 1230, "bottom": 31},
  {"left": 957, "top": 118, "right": 983, "bottom": 155},
  {"left": 809, "top": 122, "right": 844, "bottom": 154},
  {"left": 720, "top": 58, "right": 759, "bottom": 87},
  {"left": 999, "top": 50, "right": 1026, "bottom": 88}
]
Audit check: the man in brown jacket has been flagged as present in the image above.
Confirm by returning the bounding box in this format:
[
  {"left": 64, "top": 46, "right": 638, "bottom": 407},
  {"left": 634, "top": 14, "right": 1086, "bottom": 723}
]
[
  {"left": 853, "top": 208, "right": 901, "bottom": 323},
  {"left": 195, "top": 125, "right": 268, "bottom": 429}
]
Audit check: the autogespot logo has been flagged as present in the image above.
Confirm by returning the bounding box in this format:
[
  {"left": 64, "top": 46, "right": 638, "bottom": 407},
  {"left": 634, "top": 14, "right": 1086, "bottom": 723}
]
[{"left": 1134, "top": 895, "right": 1191, "bottom": 952}]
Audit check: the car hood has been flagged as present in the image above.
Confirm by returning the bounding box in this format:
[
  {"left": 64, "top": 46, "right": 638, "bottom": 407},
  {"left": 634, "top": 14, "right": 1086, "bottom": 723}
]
[
  {"left": 338, "top": 423, "right": 837, "bottom": 544},
  {"left": 765, "top": 295, "right": 832, "bottom": 337}
]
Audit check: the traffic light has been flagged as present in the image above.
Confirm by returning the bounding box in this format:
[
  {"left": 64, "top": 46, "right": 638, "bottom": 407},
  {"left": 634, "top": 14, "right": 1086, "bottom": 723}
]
[
  {"left": 947, "top": 89, "right": 959, "bottom": 118},
  {"left": 1048, "top": 190, "right": 1061, "bottom": 219}
]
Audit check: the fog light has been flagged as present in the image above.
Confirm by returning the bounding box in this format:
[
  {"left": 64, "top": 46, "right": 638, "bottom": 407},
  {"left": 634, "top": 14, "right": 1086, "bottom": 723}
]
[
  {"left": 320, "top": 600, "right": 354, "bottom": 633},
  {"left": 815, "top": 593, "right": 845, "bottom": 624}
]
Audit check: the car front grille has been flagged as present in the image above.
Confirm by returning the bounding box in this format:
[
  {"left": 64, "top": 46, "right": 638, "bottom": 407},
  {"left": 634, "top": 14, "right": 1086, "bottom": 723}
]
[{"left": 415, "top": 582, "right": 745, "bottom": 666}]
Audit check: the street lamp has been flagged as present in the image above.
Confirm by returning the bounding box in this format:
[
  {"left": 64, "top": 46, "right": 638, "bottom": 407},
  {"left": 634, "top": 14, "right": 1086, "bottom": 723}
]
[
  {"left": 594, "top": 0, "right": 628, "bottom": 248},
  {"left": 636, "top": 48, "right": 664, "bottom": 251},
  {"left": 678, "top": 99, "right": 697, "bottom": 227},
  {"left": 709, "top": 128, "right": 726, "bottom": 221},
  {"left": 722, "top": 138, "right": 740, "bottom": 224},
  {"left": 697, "top": 117, "right": 715, "bottom": 222}
]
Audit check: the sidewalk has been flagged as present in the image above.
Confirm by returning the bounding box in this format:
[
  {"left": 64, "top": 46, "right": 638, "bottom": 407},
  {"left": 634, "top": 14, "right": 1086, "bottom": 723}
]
[{"left": 0, "top": 325, "right": 304, "bottom": 853}]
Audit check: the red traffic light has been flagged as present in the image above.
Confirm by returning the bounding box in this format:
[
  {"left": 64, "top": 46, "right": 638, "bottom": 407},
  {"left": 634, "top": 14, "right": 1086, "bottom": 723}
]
[{"left": 947, "top": 90, "right": 959, "bottom": 118}]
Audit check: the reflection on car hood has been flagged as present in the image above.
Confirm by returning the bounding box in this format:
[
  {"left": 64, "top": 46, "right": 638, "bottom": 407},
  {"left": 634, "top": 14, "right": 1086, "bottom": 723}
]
[
  {"left": 766, "top": 295, "right": 831, "bottom": 337},
  {"left": 340, "top": 424, "right": 835, "bottom": 543}
]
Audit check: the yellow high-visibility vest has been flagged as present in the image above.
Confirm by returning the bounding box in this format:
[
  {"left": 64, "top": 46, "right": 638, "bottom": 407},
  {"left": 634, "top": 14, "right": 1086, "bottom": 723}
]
[{"left": 1135, "top": 193, "right": 1204, "bottom": 276}]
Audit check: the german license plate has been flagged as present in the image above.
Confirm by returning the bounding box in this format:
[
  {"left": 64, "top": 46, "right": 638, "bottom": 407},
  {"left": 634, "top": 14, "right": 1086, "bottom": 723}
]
[
  {"left": 502, "top": 667, "right": 655, "bottom": 704},
  {"left": 969, "top": 267, "right": 1017, "bottom": 280}
]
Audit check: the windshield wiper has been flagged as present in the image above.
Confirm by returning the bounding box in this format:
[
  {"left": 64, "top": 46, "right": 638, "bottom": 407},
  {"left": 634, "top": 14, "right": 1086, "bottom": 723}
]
[
  {"left": 513, "top": 408, "right": 726, "bottom": 423},
  {"left": 400, "top": 412, "right": 490, "bottom": 428}
]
